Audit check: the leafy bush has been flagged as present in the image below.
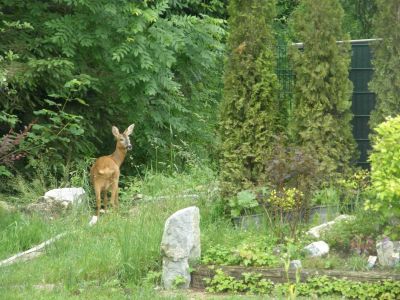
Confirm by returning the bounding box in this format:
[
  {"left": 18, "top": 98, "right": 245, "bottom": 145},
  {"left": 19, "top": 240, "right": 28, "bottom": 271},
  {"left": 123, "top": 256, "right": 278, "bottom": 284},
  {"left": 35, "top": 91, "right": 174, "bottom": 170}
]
[
  {"left": 367, "top": 115, "right": 400, "bottom": 239},
  {"left": 0, "top": 0, "right": 226, "bottom": 178},
  {"left": 228, "top": 190, "right": 260, "bottom": 218},
  {"left": 336, "top": 169, "right": 370, "bottom": 210},
  {"left": 260, "top": 136, "right": 320, "bottom": 240},
  {"left": 0, "top": 118, "right": 32, "bottom": 178}
]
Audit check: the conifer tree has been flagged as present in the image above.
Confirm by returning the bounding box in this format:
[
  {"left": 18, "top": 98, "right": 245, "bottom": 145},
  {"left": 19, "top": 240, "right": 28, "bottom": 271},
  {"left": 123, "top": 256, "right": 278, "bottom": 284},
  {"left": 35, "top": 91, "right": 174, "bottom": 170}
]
[
  {"left": 290, "top": 0, "right": 357, "bottom": 176},
  {"left": 369, "top": 0, "right": 400, "bottom": 130},
  {"left": 219, "top": 0, "right": 282, "bottom": 196}
]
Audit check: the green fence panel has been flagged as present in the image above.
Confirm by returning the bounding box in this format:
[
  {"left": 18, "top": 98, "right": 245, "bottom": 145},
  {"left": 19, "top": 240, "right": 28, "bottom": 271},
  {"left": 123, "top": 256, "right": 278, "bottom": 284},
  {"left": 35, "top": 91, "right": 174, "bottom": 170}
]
[
  {"left": 349, "top": 42, "right": 375, "bottom": 168},
  {"left": 276, "top": 40, "right": 376, "bottom": 168}
]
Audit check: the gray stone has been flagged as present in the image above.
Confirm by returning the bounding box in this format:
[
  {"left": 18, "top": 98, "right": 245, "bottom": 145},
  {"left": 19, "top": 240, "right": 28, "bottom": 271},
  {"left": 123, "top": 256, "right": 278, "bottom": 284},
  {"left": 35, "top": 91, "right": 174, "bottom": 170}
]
[
  {"left": 307, "top": 215, "right": 355, "bottom": 238},
  {"left": 161, "top": 206, "right": 200, "bottom": 289},
  {"left": 393, "top": 241, "right": 400, "bottom": 253},
  {"left": 289, "top": 260, "right": 302, "bottom": 270},
  {"left": 377, "top": 238, "right": 400, "bottom": 267},
  {"left": 304, "top": 241, "right": 330, "bottom": 257}
]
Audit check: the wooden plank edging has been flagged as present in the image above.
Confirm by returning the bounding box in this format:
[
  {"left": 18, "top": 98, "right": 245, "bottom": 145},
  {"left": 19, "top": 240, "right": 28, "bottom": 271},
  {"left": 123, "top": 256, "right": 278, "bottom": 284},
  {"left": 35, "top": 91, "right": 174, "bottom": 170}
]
[
  {"left": 191, "top": 265, "right": 400, "bottom": 289},
  {"left": 0, "top": 232, "right": 67, "bottom": 268}
]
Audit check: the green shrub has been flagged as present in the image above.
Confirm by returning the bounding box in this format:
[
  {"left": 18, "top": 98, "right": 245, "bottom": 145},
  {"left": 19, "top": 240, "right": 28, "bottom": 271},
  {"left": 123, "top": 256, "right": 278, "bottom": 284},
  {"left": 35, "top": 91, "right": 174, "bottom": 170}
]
[
  {"left": 367, "top": 115, "right": 400, "bottom": 239},
  {"left": 260, "top": 137, "right": 320, "bottom": 240}
]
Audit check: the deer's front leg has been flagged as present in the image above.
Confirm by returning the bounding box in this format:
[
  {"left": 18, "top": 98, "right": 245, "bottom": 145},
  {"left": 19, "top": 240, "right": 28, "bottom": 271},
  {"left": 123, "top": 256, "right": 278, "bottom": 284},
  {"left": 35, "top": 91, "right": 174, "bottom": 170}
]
[
  {"left": 110, "top": 175, "right": 119, "bottom": 210},
  {"left": 104, "top": 191, "right": 109, "bottom": 212},
  {"left": 94, "top": 185, "right": 102, "bottom": 217}
]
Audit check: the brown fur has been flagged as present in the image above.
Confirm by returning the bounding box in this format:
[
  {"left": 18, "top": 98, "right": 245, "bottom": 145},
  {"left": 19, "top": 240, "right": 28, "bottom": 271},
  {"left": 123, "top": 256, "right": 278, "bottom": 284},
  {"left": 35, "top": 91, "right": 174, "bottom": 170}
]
[{"left": 90, "top": 124, "right": 134, "bottom": 216}]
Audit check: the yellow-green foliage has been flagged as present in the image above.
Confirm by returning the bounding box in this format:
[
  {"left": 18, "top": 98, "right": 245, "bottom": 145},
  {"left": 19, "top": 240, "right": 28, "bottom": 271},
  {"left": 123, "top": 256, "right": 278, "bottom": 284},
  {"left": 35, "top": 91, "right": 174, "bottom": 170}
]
[
  {"left": 369, "top": 0, "right": 400, "bottom": 130},
  {"left": 290, "top": 0, "right": 357, "bottom": 177},
  {"left": 367, "top": 115, "right": 400, "bottom": 237},
  {"left": 219, "top": 0, "right": 284, "bottom": 197}
]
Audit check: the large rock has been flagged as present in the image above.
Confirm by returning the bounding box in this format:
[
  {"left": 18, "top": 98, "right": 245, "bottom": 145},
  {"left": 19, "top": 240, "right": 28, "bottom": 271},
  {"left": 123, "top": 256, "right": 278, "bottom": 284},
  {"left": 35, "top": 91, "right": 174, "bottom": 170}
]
[
  {"left": 161, "top": 206, "right": 200, "bottom": 289},
  {"left": 43, "top": 188, "right": 85, "bottom": 206},
  {"left": 304, "top": 241, "right": 330, "bottom": 257},
  {"left": 25, "top": 187, "right": 85, "bottom": 218},
  {"left": 307, "top": 214, "right": 355, "bottom": 238},
  {"left": 376, "top": 238, "right": 400, "bottom": 267}
]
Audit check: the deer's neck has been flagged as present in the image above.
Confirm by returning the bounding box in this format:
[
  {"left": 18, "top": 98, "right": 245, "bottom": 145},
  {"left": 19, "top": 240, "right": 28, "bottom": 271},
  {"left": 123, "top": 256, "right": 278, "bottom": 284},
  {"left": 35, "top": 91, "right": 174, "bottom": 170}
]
[{"left": 111, "top": 146, "right": 127, "bottom": 167}]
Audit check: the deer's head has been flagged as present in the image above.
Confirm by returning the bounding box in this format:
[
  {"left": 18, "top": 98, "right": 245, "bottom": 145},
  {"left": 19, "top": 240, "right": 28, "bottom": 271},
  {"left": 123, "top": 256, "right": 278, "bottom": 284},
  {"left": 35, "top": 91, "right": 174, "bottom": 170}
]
[{"left": 112, "top": 124, "right": 135, "bottom": 151}]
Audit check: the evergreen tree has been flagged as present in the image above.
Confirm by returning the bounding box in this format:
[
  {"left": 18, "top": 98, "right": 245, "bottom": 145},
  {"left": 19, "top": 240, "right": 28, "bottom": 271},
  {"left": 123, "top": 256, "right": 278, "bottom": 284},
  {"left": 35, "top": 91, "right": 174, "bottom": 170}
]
[
  {"left": 369, "top": 0, "right": 400, "bottom": 130},
  {"left": 290, "top": 0, "right": 357, "bottom": 176},
  {"left": 219, "top": 0, "right": 282, "bottom": 196}
]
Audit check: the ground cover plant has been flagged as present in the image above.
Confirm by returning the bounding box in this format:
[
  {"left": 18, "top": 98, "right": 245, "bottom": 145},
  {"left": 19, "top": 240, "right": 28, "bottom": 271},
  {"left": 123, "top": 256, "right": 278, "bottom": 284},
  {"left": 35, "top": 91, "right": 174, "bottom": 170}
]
[{"left": 205, "top": 270, "right": 400, "bottom": 299}]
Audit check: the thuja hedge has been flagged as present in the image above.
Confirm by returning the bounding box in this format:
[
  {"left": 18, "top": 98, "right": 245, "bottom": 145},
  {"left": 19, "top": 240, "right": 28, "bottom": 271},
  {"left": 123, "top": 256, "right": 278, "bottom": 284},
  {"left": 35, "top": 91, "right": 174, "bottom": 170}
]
[
  {"left": 219, "top": 0, "right": 284, "bottom": 197},
  {"left": 369, "top": 0, "right": 400, "bottom": 130},
  {"left": 290, "top": 0, "right": 357, "bottom": 176}
]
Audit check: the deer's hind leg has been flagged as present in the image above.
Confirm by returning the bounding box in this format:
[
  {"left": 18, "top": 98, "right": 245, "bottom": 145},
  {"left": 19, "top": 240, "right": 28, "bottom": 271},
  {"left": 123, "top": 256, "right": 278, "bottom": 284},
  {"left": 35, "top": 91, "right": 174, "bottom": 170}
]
[
  {"left": 94, "top": 184, "right": 102, "bottom": 217},
  {"left": 110, "top": 173, "right": 120, "bottom": 210},
  {"left": 103, "top": 190, "right": 109, "bottom": 212}
]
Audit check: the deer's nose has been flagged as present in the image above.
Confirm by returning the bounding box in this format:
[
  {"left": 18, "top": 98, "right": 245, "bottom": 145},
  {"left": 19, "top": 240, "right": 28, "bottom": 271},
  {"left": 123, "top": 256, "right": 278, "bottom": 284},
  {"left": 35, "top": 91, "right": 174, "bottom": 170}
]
[{"left": 127, "top": 144, "right": 132, "bottom": 150}]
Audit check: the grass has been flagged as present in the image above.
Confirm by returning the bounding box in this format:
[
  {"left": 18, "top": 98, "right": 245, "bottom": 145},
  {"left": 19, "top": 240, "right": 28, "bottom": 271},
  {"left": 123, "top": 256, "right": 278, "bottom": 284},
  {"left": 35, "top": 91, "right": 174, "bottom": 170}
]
[
  {"left": 0, "top": 164, "right": 230, "bottom": 299},
  {"left": 0, "top": 164, "right": 397, "bottom": 299},
  {"left": 0, "top": 207, "right": 65, "bottom": 260}
]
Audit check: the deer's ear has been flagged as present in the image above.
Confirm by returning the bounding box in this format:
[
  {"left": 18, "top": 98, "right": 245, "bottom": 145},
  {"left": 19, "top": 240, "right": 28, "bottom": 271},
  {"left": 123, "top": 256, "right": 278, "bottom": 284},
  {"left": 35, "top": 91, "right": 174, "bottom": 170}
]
[
  {"left": 112, "top": 126, "right": 120, "bottom": 137},
  {"left": 124, "top": 124, "right": 135, "bottom": 136}
]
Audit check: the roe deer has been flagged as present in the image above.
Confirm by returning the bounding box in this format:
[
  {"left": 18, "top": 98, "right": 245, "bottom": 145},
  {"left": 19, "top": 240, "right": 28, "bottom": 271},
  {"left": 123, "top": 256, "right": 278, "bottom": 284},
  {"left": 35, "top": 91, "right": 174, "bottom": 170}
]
[{"left": 90, "top": 124, "right": 135, "bottom": 216}]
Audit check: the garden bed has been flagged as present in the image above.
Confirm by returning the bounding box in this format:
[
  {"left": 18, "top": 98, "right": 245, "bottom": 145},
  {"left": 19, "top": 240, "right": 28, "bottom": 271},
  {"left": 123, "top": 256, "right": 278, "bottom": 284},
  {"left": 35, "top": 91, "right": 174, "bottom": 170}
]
[{"left": 191, "top": 265, "right": 400, "bottom": 289}]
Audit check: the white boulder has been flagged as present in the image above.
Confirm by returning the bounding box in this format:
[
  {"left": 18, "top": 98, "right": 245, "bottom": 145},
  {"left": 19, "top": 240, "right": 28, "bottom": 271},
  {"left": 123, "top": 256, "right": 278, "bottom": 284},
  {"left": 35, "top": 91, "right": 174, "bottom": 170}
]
[
  {"left": 44, "top": 187, "right": 85, "bottom": 206},
  {"left": 161, "top": 206, "right": 200, "bottom": 289}
]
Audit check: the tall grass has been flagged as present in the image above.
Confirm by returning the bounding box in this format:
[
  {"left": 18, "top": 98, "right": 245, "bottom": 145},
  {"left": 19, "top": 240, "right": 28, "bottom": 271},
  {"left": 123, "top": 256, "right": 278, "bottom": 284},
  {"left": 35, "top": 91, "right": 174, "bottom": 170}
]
[{"left": 0, "top": 163, "right": 229, "bottom": 299}]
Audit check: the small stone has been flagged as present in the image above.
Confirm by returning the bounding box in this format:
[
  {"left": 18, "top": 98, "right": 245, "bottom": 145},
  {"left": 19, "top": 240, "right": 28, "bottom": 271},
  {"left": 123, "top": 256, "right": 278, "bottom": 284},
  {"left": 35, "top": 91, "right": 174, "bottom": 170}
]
[
  {"left": 289, "top": 260, "right": 302, "bottom": 270},
  {"left": 133, "top": 193, "right": 144, "bottom": 200},
  {"left": 367, "top": 256, "right": 377, "bottom": 269},
  {"left": 304, "top": 241, "right": 329, "bottom": 257}
]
